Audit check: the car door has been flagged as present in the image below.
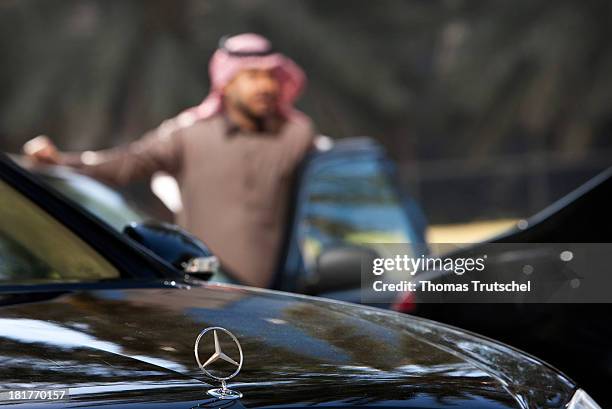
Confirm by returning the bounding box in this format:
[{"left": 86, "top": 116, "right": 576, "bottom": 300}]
[{"left": 276, "top": 137, "right": 427, "bottom": 302}]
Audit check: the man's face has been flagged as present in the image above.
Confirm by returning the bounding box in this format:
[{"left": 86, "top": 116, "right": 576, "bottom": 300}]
[{"left": 223, "top": 68, "right": 281, "bottom": 118}]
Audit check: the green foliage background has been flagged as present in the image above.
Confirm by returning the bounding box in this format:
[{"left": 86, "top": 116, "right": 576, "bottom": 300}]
[{"left": 1, "top": 0, "right": 611, "bottom": 222}]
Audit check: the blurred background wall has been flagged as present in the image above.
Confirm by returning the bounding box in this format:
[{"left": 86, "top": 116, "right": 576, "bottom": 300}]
[{"left": 1, "top": 0, "right": 611, "bottom": 225}]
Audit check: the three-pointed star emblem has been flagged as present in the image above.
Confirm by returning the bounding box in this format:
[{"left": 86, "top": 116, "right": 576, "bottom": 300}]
[
  {"left": 201, "top": 330, "right": 240, "bottom": 368},
  {"left": 194, "top": 326, "right": 244, "bottom": 400}
]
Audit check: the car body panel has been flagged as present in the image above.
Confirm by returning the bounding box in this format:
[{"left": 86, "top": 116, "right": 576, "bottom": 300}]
[
  {"left": 401, "top": 167, "right": 612, "bottom": 406},
  {"left": 0, "top": 284, "right": 575, "bottom": 408}
]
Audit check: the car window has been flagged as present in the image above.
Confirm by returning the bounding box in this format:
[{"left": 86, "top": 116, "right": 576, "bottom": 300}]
[
  {"left": 38, "top": 170, "right": 145, "bottom": 231},
  {"left": 296, "top": 151, "right": 423, "bottom": 270},
  {"left": 0, "top": 179, "right": 120, "bottom": 285}
]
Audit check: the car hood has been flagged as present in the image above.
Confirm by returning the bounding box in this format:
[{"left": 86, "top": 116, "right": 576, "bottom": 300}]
[{"left": 0, "top": 283, "right": 574, "bottom": 408}]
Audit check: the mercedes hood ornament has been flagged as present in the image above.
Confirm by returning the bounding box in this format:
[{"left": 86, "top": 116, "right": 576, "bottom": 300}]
[{"left": 194, "top": 327, "right": 244, "bottom": 400}]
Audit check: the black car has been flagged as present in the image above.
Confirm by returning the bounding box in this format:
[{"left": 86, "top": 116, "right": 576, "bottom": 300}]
[
  {"left": 18, "top": 138, "right": 429, "bottom": 304},
  {"left": 0, "top": 153, "right": 600, "bottom": 408},
  {"left": 394, "top": 167, "right": 612, "bottom": 407}
]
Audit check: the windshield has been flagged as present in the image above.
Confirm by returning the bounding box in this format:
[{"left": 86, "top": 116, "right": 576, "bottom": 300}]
[{"left": 0, "top": 179, "right": 120, "bottom": 285}]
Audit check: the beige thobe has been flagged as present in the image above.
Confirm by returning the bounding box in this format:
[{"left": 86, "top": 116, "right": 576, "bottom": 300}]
[{"left": 63, "top": 113, "right": 315, "bottom": 287}]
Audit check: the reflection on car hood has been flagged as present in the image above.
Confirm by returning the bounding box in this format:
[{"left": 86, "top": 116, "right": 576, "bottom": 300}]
[{"left": 0, "top": 284, "right": 574, "bottom": 408}]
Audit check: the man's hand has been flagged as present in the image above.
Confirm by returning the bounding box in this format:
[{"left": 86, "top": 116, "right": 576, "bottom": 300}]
[{"left": 23, "top": 135, "right": 61, "bottom": 165}]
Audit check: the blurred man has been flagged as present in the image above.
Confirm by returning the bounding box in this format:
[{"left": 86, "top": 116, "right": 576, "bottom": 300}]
[{"left": 23, "top": 33, "right": 315, "bottom": 288}]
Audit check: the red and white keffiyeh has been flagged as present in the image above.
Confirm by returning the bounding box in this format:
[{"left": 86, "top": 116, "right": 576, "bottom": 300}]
[{"left": 182, "top": 33, "right": 306, "bottom": 121}]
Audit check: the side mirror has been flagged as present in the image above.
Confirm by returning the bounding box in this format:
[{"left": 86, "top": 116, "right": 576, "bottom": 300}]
[
  {"left": 123, "top": 221, "right": 218, "bottom": 280},
  {"left": 305, "top": 245, "right": 379, "bottom": 294}
]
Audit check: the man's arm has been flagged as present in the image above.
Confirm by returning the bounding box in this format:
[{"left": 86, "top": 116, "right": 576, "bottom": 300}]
[{"left": 24, "top": 120, "right": 184, "bottom": 186}]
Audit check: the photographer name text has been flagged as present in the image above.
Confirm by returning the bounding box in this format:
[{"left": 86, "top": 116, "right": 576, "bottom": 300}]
[{"left": 372, "top": 280, "right": 531, "bottom": 292}]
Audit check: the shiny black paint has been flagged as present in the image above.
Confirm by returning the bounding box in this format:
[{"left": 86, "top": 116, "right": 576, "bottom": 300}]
[
  {"left": 123, "top": 221, "right": 214, "bottom": 279},
  {"left": 411, "top": 167, "right": 612, "bottom": 406},
  {"left": 0, "top": 284, "right": 575, "bottom": 408}
]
